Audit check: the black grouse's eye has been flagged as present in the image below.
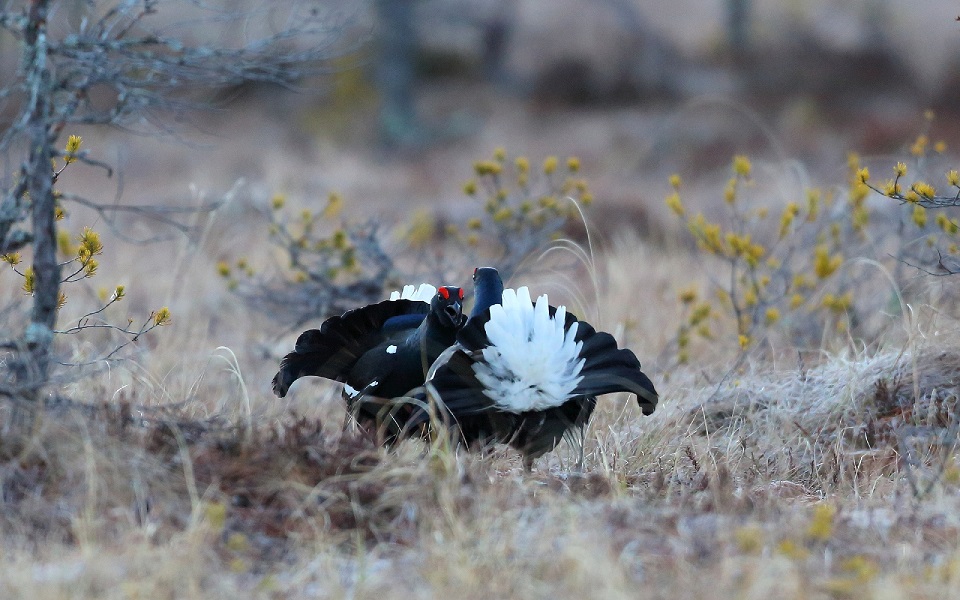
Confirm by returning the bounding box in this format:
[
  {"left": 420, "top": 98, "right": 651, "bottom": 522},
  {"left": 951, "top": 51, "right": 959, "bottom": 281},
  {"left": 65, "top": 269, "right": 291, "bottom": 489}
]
[{"left": 473, "top": 267, "right": 478, "bottom": 280}]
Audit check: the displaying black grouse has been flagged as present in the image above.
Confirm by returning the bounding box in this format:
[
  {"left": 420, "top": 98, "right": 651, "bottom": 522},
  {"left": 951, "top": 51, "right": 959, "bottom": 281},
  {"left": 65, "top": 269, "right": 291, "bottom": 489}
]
[
  {"left": 417, "top": 273, "right": 658, "bottom": 468},
  {"left": 469, "top": 267, "right": 505, "bottom": 319},
  {"left": 272, "top": 284, "right": 466, "bottom": 439}
]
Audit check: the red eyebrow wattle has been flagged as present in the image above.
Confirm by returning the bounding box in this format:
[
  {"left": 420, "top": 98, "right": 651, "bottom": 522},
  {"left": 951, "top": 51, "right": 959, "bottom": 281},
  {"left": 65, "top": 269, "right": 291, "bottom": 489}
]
[{"left": 439, "top": 287, "right": 450, "bottom": 299}]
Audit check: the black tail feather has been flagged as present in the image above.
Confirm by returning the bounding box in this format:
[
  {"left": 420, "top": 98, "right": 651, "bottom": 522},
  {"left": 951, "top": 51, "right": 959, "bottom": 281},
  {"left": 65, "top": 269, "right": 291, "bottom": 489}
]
[{"left": 572, "top": 327, "right": 658, "bottom": 415}]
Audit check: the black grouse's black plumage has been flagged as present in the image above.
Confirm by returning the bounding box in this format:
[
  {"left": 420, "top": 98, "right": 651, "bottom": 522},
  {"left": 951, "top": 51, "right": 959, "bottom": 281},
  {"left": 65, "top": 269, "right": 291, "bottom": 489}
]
[
  {"left": 413, "top": 271, "right": 658, "bottom": 467},
  {"left": 272, "top": 286, "right": 465, "bottom": 438},
  {"left": 469, "top": 267, "right": 504, "bottom": 319}
]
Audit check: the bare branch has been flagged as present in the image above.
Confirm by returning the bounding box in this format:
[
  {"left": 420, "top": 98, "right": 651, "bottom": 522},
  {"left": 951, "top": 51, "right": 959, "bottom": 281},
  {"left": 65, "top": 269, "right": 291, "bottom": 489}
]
[
  {"left": 1, "top": 0, "right": 365, "bottom": 390},
  {"left": 60, "top": 192, "right": 223, "bottom": 243}
]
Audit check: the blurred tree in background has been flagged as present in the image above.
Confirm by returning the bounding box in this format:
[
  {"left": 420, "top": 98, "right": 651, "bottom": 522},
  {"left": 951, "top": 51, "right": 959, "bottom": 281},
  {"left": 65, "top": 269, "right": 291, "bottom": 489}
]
[{"left": 0, "top": 0, "right": 363, "bottom": 396}]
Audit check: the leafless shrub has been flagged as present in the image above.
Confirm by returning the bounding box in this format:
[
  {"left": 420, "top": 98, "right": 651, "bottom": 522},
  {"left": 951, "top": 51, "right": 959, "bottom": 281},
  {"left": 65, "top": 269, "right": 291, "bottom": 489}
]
[{"left": 0, "top": 0, "right": 364, "bottom": 389}]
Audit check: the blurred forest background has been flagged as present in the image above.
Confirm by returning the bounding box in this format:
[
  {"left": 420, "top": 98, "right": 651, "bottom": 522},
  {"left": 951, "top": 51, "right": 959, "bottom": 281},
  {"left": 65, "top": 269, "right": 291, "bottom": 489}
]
[{"left": 4, "top": 0, "right": 958, "bottom": 241}]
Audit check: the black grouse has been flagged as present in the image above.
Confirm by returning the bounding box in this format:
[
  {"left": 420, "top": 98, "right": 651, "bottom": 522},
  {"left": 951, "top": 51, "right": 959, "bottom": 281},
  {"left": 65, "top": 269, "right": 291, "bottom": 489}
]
[
  {"left": 418, "top": 276, "right": 658, "bottom": 468},
  {"left": 272, "top": 284, "right": 466, "bottom": 439}
]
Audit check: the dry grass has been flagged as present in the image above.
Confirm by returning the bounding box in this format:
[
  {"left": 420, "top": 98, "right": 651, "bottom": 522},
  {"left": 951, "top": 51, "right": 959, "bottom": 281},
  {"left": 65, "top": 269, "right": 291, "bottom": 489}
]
[
  {"left": 6, "top": 75, "right": 960, "bottom": 599},
  {"left": 5, "top": 235, "right": 960, "bottom": 598}
]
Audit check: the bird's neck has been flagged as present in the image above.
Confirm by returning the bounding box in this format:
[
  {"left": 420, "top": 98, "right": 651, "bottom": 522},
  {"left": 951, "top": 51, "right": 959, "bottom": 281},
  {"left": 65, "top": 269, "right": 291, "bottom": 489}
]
[{"left": 472, "top": 283, "right": 503, "bottom": 318}]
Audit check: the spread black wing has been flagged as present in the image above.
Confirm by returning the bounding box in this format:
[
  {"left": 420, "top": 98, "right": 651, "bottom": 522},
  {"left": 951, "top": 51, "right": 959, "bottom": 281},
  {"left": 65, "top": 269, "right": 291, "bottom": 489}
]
[{"left": 272, "top": 299, "right": 429, "bottom": 397}]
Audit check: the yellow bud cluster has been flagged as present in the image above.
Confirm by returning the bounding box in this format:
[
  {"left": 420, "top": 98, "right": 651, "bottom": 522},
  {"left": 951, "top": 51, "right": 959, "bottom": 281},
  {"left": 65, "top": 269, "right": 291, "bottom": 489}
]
[
  {"left": 323, "top": 192, "right": 343, "bottom": 219},
  {"left": 678, "top": 287, "right": 697, "bottom": 304},
  {"left": 847, "top": 152, "right": 861, "bottom": 173},
  {"left": 911, "top": 135, "right": 929, "bottom": 157},
  {"left": 792, "top": 273, "right": 813, "bottom": 290},
  {"left": 947, "top": 169, "right": 960, "bottom": 187},
  {"left": 406, "top": 211, "right": 436, "bottom": 248},
  {"left": 806, "top": 189, "right": 820, "bottom": 222},
  {"left": 912, "top": 181, "right": 936, "bottom": 198},
  {"left": 936, "top": 213, "right": 960, "bottom": 234},
  {"left": 64, "top": 135, "right": 82, "bottom": 164},
  {"left": 882, "top": 180, "right": 901, "bottom": 197},
  {"left": 474, "top": 161, "right": 502, "bottom": 176},
  {"left": 665, "top": 191, "right": 684, "bottom": 216},
  {"left": 79, "top": 227, "right": 103, "bottom": 257},
  {"left": 1, "top": 253, "right": 21, "bottom": 266},
  {"left": 689, "top": 302, "right": 712, "bottom": 326},
  {"left": 852, "top": 205, "right": 869, "bottom": 232},
  {"left": 949, "top": 170, "right": 960, "bottom": 187},
  {"left": 850, "top": 182, "right": 869, "bottom": 205},
  {"left": 733, "top": 155, "right": 752, "bottom": 177},
  {"left": 542, "top": 156, "right": 558, "bottom": 175},
  {"left": 688, "top": 213, "right": 724, "bottom": 255},
  {"left": 894, "top": 162, "right": 907, "bottom": 177},
  {"left": 22, "top": 266, "right": 35, "bottom": 294},
  {"left": 492, "top": 207, "right": 513, "bottom": 222},
  {"left": 912, "top": 205, "right": 927, "bottom": 228},
  {"left": 726, "top": 232, "right": 765, "bottom": 266},
  {"left": 807, "top": 503, "right": 836, "bottom": 542},
  {"left": 724, "top": 177, "right": 737, "bottom": 204},
  {"left": 765, "top": 307, "right": 780, "bottom": 325},
  {"left": 822, "top": 292, "right": 852, "bottom": 313},
  {"left": 779, "top": 202, "right": 800, "bottom": 238},
  {"left": 153, "top": 307, "right": 172, "bottom": 326},
  {"left": 814, "top": 245, "right": 842, "bottom": 279},
  {"left": 538, "top": 195, "right": 557, "bottom": 209},
  {"left": 236, "top": 257, "right": 254, "bottom": 276},
  {"left": 566, "top": 157, "right": 580, "bottom": 172},
  {"left": 678, "top": 329, "right": 690, "bottom": 351},
  {"left": 57, "top": 229, "right": 75, "bottom": 256},
  {"left": 271, "top": 194, "right": 285, "bottom": 210}
]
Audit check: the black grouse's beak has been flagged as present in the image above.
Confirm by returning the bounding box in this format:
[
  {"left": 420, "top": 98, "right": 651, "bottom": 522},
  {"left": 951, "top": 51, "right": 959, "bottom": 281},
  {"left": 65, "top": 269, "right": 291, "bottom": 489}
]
[{"left": 443, "top": 301, "right": 462, "bottom": 322}]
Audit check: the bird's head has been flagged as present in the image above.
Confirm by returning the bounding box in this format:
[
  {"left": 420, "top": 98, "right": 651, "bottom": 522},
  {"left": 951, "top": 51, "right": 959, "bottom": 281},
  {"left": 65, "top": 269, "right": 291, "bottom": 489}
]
[
  {"left": 433, "top": 286, "right": 465, "bottom": 328},
  {"left": 471, "top": 267, "right": 504, "bottom": 318}
]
